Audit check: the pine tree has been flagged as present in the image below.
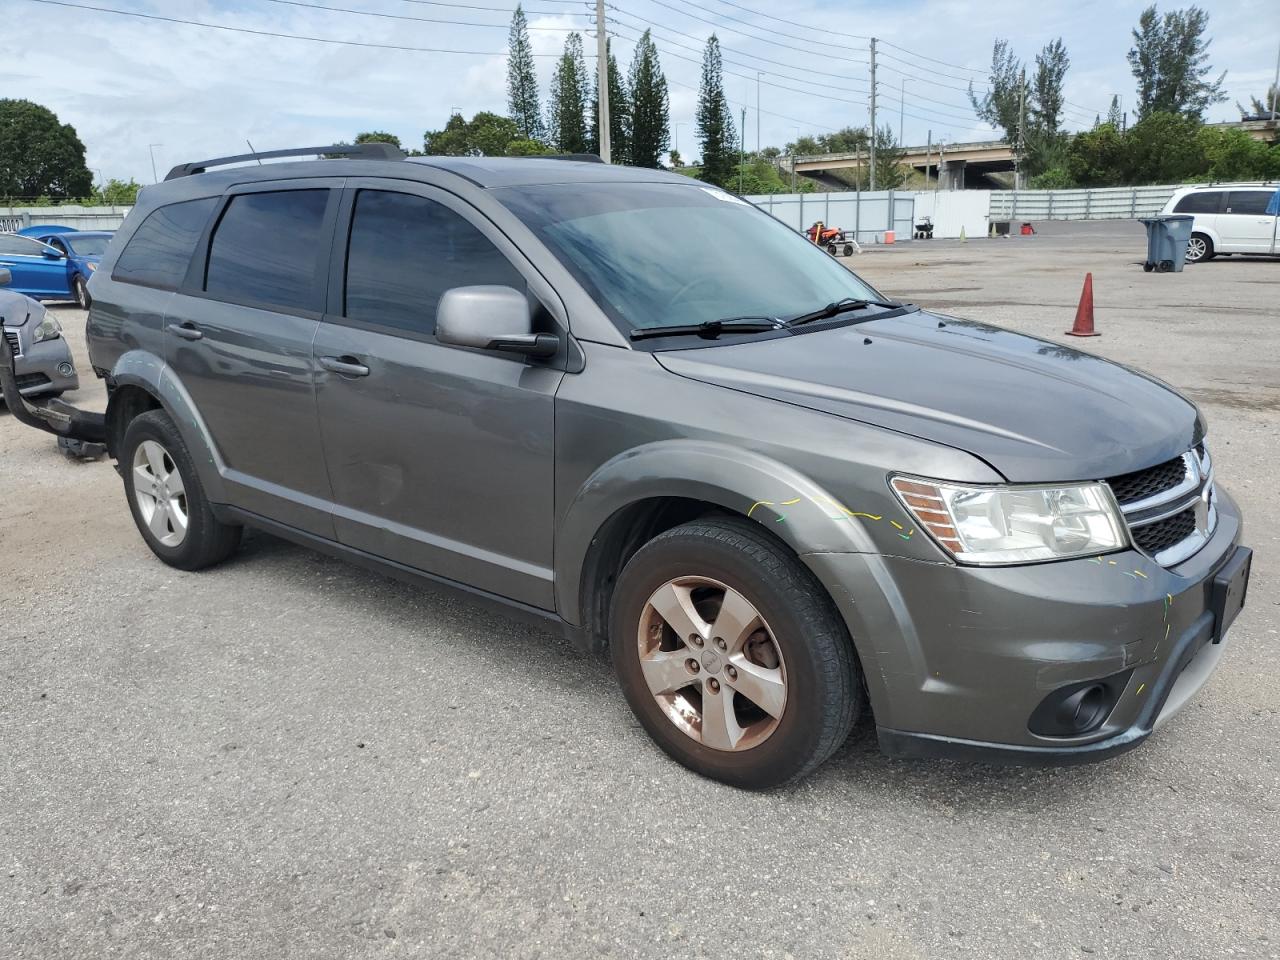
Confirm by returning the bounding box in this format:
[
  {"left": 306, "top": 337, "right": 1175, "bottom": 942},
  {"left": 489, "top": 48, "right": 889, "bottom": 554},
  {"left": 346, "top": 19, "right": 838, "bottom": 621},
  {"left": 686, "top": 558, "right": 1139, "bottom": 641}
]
[
  {"left": 1127, "top": 4, "right": 1226, "bottom": 121},
  {"left": 506, "top": 5, "right": 544, "bottom": 141},
  {"left": 549, "top": 32, "right": 590, "bottom": 153},
  {"left": 627, "top": 30, "right": 670, "bottom": 168},
  {"left": 589, "top": 39, "right": 629, "bottom": 162},
  {"left": 696, "top": 34, "right": 737, "bottom": 187},
  {"left": 1106, "top": 95, "right": 1123, "bottom": 128}
]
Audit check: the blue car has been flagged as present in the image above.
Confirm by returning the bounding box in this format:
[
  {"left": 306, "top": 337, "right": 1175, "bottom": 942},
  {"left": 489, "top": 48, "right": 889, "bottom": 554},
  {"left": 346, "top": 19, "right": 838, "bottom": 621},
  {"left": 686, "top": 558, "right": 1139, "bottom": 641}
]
[
  {"left": 30, "top": 229, "right": 115, "bottom": 308},
  {"left": 0, "top": 233, "right": 75, "bottom": 303}
]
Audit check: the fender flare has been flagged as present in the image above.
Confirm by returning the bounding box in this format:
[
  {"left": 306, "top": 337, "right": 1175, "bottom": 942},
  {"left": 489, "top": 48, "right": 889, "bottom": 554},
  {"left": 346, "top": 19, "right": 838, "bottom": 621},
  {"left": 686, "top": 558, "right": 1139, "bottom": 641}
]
[{"left": 108, "top": 350, "right": 228, "bottom": 503}]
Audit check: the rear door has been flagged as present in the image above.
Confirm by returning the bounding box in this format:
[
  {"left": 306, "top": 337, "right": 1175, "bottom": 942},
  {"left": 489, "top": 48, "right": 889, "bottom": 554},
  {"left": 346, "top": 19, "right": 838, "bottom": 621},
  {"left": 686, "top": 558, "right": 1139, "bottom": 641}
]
[
  {"left": 311, "top": 179, "right": 565, "bottom": 609},
  {"left": 1219, "top": 190, "right": 1277, "bottom": 253},
  {"left": 0, "top": 235, "right": 71, "bottom": 298},
  {"left": 1172, "top": 190, "right": 1223, "bottom": 244},
  {"left": 166, "top": 180, "right": 342, "bottom": 537}
]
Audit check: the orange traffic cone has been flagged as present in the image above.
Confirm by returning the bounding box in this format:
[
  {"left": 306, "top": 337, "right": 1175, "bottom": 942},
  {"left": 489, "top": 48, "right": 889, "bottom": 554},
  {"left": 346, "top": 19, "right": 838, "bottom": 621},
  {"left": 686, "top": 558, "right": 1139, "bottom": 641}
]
[{"left": 1066, "top": 272, "right": 1100, "bottom": 337}]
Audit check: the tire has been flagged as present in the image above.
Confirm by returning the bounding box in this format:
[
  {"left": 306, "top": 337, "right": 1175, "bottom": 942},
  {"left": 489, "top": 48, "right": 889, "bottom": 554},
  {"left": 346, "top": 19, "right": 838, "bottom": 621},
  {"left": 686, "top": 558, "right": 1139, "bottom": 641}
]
[
  {"left": 826, "top": 243, "right": 837, "bottom": 255},
  {"left": 121, "top": 409, "right": 241, "bottom": 570},
  {"left": 843, "top": 244, "right": 854, "bottom": 256},
  {"left": 1185, "top": 233, "right": 1213, "bottom": 263},
  {"left": 72, "top": 275, "right": 91, "bottom": 309},
  {"left": 610, "top": 518, "right": 861, "bottom": 789},
  {"left": 1142, "top": 262, "right": 1154, "bottom": 272}
]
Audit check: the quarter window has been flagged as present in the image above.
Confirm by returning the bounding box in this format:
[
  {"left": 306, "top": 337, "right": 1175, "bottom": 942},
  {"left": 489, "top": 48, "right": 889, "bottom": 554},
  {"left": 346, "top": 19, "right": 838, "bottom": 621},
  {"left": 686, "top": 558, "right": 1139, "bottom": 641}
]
[
  {"left": 344, "top": 190, "right": 524, "bottom": 335},
  {"left": 113, "top": 197, "right": 218, "bottom": 290},
  {"left": 1224, "top": 191, "right": 1273, "bottom": 216},
  {"left": 1173, "top": 191, "right": 1222, "bottom": 214},
  {"left": 205, "top": 189, "right": 330, "bottom": 313}
]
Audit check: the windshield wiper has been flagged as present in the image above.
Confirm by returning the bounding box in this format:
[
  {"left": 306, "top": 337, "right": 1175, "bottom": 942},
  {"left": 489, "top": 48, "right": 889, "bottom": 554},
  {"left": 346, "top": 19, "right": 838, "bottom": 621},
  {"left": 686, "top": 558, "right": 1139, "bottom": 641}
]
[
  {"left": 784, "top": 297, "right": 902, "bottom": 328},
  {"left": 629, "top": 316, "right": 781, "bottom": 342}
]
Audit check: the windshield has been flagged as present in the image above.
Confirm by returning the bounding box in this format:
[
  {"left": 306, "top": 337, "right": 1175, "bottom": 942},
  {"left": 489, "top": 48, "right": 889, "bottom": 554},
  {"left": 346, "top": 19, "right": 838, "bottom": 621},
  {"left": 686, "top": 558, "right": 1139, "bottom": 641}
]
[
  {"left": 64, "top": 236, "right": 110, "bottom": 257},
  {"left": 496, "top": 182, "right": 880, "bottom": 334}
]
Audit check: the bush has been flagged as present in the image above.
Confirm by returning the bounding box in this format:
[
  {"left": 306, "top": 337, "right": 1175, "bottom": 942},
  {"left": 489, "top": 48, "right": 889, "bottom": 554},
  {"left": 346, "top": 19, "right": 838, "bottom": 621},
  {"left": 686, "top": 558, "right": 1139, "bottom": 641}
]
[{"left": 1030, "top": 167, "right": 1074, "bottom": 189}]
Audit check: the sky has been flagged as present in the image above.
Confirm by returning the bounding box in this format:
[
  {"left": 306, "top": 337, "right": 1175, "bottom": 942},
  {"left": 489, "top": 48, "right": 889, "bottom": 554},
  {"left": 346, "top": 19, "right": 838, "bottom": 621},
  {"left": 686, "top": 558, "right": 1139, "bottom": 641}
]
[{"left": 0, "top": 0, "right": 1276, "bottom": 185}]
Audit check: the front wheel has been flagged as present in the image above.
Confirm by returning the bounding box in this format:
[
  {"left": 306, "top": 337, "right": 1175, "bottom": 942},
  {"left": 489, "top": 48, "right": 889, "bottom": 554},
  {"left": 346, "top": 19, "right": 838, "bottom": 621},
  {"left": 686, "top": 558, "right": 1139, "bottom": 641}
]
[
  {"left": 1185, "top": 233, "right": 1213, "bottom": 263},
  {"left": 610, "top": 518, "right": 861, "bottom": 788},
  {"left": 121, "top": 410, "right": 241, "bottom": 570},
  {"left": 72, "top": 275, "right": 91, "bottom": 309}
]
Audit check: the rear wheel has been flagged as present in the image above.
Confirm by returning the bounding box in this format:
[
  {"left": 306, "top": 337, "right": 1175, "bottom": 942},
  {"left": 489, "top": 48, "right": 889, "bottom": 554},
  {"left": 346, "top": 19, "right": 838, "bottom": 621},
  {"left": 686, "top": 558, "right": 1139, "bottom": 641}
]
[
  {"left": 121, "top": 410, "right": 241, "bottom": 570},
  {"left": 610, "top": 518, "right": 861, "bottom": 788},
  {"left": 826, "top": 242, "right": 837, "bottom": 255},
  {"left": 1185, "top": 233, "right": 1213, "bottom": 263}
]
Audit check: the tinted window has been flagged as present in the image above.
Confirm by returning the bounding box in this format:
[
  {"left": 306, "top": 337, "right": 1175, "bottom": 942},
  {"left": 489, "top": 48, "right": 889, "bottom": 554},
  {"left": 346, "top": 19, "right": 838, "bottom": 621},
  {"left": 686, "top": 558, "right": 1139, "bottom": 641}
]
[
  {"left": 344, "top": 190, "right": 524, "bottom": 335},
  {"left": 113, "top": 197, "right": 217, "bottom": 290},
  {"left": 205, "top": 190, "right": 329, "bottom": 313},
  {"left": 0, "top": 235, "right": 50, "bottom": 256},
  {"left": 1173, "top": 191, "right": 1222, "bottom": 214},
  {"left": 1225, "top": 191, "right": 1273, "bottom": 216}
]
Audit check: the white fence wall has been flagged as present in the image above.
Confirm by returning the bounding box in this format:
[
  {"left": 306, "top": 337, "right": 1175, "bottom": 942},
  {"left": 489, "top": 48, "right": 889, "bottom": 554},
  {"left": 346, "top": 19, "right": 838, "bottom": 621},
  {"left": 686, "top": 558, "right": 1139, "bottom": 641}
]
[
  {"left": 989, "top": 185, "right": 1179, "bottom": 221},
  {"left": 911, "top": 190, "right": 992, "bottom": 239},
  {"left": 0, "top": 205, "right": 132, "bottom": 233},
  {"left": 746, "top": 191, "right": 915, "bottom": 242}
]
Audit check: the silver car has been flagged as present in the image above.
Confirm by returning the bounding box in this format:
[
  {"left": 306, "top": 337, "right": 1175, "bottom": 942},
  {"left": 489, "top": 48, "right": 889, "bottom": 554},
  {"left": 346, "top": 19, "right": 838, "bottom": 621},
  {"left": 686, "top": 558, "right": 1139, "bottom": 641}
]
[{"left": 0, "top": 268, "right": 80, "bottom": 400}]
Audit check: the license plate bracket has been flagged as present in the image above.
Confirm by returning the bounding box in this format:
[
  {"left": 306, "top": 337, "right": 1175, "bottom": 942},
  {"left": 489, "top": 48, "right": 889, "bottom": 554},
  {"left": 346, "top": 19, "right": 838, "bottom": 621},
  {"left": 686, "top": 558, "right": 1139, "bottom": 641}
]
[{"left": 1210, "top": 546, "right": 1251, "bottom": 643}]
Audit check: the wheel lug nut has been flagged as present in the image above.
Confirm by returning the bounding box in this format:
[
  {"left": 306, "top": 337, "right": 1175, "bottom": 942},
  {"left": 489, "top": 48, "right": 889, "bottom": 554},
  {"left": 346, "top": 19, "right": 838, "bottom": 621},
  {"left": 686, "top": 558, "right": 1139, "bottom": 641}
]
[
  {"left": 714, "top": 637, "right": 727, "bottom": 651},
  {"left": 726, "top": 665, "right": 737, "bottom": 680},
  {"left": 685, "top": 658, "right": 699, "bottom": 674},
  {"left": 689, "top": 634, "right": 703, "bottom": 647},
  {"left": 708, "top": 678, "right": 721, "bottom": 694}
]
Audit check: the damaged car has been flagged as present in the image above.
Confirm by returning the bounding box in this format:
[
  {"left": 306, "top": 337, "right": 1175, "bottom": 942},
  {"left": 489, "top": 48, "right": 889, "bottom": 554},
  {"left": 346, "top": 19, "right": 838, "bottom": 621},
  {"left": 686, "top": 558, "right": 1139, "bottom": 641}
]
[{"left": 0, "top": 267, "right": 80, "bottom": 401}]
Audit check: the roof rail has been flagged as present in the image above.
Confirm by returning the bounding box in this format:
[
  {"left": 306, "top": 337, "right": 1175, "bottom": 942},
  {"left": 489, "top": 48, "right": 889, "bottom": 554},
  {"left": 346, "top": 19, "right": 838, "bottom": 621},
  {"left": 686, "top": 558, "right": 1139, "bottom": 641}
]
[
  {"left": 527, "top": 153, "right": 606, "bottom": 163},
  {"left": 164, "top": 142, "right": 405, "bottom": 181}
]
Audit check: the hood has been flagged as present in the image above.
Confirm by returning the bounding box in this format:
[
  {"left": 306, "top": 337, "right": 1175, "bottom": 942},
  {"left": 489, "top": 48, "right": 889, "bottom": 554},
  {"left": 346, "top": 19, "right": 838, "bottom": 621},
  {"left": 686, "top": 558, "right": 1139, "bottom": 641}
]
[
  {"left": 0, "top": 288, "right": 42, "bottom": 327},
  {"left": 655, "top": 310, "right": 1202, "bottom": 483}
]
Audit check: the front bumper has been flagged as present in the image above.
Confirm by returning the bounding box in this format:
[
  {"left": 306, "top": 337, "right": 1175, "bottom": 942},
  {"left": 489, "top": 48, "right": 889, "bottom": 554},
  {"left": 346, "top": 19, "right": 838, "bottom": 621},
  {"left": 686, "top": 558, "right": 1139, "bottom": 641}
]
[
  {"left": 0, "top": 336, "right": 79, "bottom": 398},
  {"left": 804, "top": 487, "right": 1247, "bottom": 764}
]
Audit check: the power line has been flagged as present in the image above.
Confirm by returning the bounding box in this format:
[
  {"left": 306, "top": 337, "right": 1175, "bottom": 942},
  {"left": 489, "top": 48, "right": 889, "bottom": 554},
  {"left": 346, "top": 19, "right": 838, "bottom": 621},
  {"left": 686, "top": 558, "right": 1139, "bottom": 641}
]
[
  {"left": 876, "top": 38, "right": 985, "bottom": 76},
  {"left": 14, "top": 0, "right": 577, "bottom": 56},
  {"left": 616, "top": 0, "right": 867, "bottom": 60},
  {"left": 393, "top": 0, "right": 579, "bottom": 13},
  {"left": 696, "top": 0, "right": 870, "bottom": 42},
  {"left": 261, "top": 0, "right": 584, "bottom": 32}
]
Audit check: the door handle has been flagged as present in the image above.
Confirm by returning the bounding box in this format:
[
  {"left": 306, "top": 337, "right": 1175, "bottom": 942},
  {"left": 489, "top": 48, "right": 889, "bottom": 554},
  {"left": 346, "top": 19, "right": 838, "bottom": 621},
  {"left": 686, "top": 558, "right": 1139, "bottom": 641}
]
[
  {"left": 167, "top": 322, "right": 203, "bottom": 341},
  {"left": 319, "top": 355, "right": 370, "bottom": 378}
]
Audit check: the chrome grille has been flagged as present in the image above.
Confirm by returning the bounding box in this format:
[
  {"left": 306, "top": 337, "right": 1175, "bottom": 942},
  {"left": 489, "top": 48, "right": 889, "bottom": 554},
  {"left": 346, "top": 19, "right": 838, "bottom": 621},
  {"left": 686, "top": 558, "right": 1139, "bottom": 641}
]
[
  {"left": 1107, "top": 445, "right": 1216, "bottom": 567},
  {"left": 2, "top": 329, "right": 20, "bottom": 359}
]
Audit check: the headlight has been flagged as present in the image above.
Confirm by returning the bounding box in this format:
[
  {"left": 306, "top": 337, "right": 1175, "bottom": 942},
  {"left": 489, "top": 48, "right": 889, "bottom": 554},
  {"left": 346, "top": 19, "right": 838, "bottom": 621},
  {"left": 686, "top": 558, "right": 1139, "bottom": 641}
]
[
  {"left": 32, "top": 316, "right": 62, "bottom": 343},
  {"left": 891, "top": 476, "right": 1128, "bottom": 565}
]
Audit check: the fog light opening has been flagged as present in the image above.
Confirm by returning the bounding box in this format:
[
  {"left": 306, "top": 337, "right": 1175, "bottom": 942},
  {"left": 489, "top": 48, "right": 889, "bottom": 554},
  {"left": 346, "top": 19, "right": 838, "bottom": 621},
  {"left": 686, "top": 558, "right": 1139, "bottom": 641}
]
[
  {"left": 57, "top": 362, "right": 74, "bottom": 377},
  {"left": 1028, "top": 671, "right": 1131, "bottom": 738}
]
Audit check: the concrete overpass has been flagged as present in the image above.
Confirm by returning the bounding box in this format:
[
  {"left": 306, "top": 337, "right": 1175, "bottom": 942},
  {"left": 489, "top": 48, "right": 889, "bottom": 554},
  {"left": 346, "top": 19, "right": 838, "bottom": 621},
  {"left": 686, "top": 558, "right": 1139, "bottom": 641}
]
[{"left": 790, "top": 119, "right": 1278, "bottom": 190}]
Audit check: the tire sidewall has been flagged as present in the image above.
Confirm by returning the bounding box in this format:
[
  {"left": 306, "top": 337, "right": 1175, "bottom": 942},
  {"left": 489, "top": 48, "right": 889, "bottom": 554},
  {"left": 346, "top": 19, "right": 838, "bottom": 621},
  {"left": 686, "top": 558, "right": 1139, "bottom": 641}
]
[
  {"left": 73, "top": 275, "right": 90, "bottom": 308},
  {"left": 610, "top": 527, "right": 855, "bottom": 788}
]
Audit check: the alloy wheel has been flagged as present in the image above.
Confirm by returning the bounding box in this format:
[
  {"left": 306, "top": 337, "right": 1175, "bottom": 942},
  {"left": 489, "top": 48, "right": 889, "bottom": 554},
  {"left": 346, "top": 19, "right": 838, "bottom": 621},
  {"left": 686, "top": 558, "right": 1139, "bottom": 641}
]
[
  {"left": 636, "top": 576, "right": 787, "bottom": 752},
  {"left": 1186, "top": 236, "right": 1207, "bottom": 262},
  {"left": 132, "top": 439, "right": 189, "bottom": 547}
]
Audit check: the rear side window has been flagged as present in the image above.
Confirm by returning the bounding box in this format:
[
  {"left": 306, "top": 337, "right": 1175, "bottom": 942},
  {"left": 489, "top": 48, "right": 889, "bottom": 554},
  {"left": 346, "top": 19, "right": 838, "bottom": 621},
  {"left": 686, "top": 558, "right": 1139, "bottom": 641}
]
[
  {"left": 1173, "top": 191, "right": 1222, "bottom": 214},
  {"left": 0, "top": 235, "right": 50, "bottom": 256},
  {"left": 113, "top": 197, "right": 217, "bottom": 290},
  {"left": 344, "top": 190, "right": 524, "bottom": 335},
  {"left": 204, "top": 189, "right": 330, "bottom": 313},
  {"left": 1224, "top": 191, "right": 1273, "bottom": 216}
]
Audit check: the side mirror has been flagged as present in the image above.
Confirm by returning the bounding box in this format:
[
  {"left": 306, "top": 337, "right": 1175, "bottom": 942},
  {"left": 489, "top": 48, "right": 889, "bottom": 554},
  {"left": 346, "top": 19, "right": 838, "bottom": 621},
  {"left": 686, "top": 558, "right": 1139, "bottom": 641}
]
[
  {"left": 436, "top": 285, "right": 558, "bottom": 359},
  {"left": 42, "top": 247, "right": 63, "bottom": 260},
  {"left": 0, "top": 267, "right": 10, "bottom": 286}
]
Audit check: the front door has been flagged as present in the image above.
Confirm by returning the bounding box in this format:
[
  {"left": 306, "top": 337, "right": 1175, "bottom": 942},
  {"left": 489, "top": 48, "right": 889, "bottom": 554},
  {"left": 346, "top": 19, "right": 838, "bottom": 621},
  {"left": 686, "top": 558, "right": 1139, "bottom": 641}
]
[
  {"left": 166, "top": 181, "right": 342, "bottom": 537},
  {"left": 0, "top": 235, "right": 70, "bottom": 299},
  {"left": 312, "top": 181, "right": 564, "bottom": 609}
]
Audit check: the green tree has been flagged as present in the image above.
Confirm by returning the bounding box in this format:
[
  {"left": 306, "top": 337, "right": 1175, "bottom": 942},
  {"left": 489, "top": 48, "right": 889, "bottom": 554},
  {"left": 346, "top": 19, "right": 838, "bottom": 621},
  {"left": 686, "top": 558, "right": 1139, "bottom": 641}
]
[
  {"left": 94, "top": 178, "right": 141, "bottom": 205},
  {"left": 506, "top": 5, "right": 544, "bottom": 141},
  {"left": 1027, "top": 38, "right": 1069, "bottom": 175},
  {"left": 1122, "top": 111, "right": 1207, "bottom": 181},
  {"left": 0, "top": 99, "right": 93, "bottom": 201},
  {"left": 423, "top": 111, "right": 527, "bottom": 156},
  {"left": 354, "top": 131, "right": 402, "bottom": 148},
  {"left": 785, "top": 134, "right": 822, "bottom": 155},
  {"left": 1127, "top": 5, "right": 1226, "bottom": 121},
  {"left": 1196, "top": 126, "right": 1280, "bottom": 180},
  {"left": 627, "top": 29, "right": 670, "bottom": 168},
  {"left": 1237, "top": 83, "right": 1279, "bottom": 119},
  {"left": 968, "top": 39, "right": 1023, "bottom": 145},
  {"left": 505, "top": 138, "right": 555, "bottom": 156},
  {"left": 1066, "top": 122, "right": 1128, "bottom": 185},
  {"left": 871, "top": 126, "right": 908, "bottom": 189},
  {"left": 588, "top": 39, "right": 629, "bottom": 162},
  {"left": 695, "top": 34, "right": 737, "bottom": 186},
  {"left": 548, "top": 32, "right": 590, "bottom": 154},
  {"left": 1106, "top": 95, "right": 1123, "bottom": 128}
]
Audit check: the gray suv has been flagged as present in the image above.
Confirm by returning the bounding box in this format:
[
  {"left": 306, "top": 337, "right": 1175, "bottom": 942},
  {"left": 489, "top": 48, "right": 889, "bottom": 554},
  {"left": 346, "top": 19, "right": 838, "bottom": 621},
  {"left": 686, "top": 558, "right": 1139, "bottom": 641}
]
[{"left": 0, "top": 145, "right": 1251, "bottom": 788}]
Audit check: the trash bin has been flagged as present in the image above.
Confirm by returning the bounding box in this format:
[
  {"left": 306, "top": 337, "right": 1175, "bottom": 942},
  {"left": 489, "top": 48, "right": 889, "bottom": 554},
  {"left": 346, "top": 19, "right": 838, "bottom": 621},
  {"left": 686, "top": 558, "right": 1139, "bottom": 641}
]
[{"left": 1138, "top": 215, "right": 1194, "bottom": 272}]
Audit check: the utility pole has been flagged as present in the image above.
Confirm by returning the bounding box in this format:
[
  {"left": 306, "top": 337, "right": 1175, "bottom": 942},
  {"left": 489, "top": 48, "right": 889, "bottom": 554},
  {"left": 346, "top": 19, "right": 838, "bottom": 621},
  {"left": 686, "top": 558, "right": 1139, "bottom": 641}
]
[
  {"left": 899, "top": 78, "right": 905, "bottom": 145},
  {"left": 1270, "top": 39, "right": 1280, "bottom": 119},
  {"left": 1015, "top": 69, "right": 1027, "bottom": 190},
  {"left": 868, "top": 37, "right": 877, "bottom": 191},
  {"left": 925, "top": 129, "right": 932, "bottom": 189},
  {"left": 937, "top": 139, "right": 945, "bottom": 191},
  {"left": 595, "top": 0, "right": 610, "bottom": 163},
  {"left": 739, "top": 107, "right": 746, "bottom": 193},
  {"left": 148, "top": 143, "right": 163, "bottom": 184},
  {"left": 756, "top": 72, "right": 762, "bottom": 155}
]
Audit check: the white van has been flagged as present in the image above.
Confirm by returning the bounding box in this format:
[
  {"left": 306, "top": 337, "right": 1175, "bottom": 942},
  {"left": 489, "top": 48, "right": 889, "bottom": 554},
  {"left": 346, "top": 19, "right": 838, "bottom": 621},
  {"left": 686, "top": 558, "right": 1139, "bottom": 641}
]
[{"left": 1160, "top": 184, "right": 1280, "bottom": 262}]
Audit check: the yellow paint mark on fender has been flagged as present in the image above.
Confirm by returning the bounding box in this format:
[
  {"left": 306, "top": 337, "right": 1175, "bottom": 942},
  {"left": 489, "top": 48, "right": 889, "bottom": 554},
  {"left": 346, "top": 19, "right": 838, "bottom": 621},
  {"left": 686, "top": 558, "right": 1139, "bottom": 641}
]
[
  {"left": 889, "top": 520, "right": 904, "bottom": 530},
  {"left": 1133, "top": 569, "right": 1148, "bottom": 579},
  {"left": 747, "top": 500, "right": 774, "bottom": 518},
  {"left": 1136, "top": 682, "right": 1146, "bottom": 696},
  {"left": 780, "top": 498, "right": 802, "bottom": 505}
]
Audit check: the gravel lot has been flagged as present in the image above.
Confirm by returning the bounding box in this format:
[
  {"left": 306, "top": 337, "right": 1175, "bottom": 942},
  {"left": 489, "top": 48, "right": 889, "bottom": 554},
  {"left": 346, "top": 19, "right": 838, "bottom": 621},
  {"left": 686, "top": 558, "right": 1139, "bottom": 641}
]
[{"left": 2, "top": 220, "right": 1276, "bottom": 959}]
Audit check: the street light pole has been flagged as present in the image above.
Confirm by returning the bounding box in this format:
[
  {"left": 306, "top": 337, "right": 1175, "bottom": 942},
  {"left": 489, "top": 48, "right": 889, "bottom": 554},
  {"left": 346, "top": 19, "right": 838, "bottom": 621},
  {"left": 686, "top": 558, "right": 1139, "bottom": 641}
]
[
  {"left": 739, "top": 107, "right": 746, "bottom": 193},
  {"left": 148, "top": 144, "right": 163, "bottom": 184},
  {"left": 756, "top": 72, "right": 762, "bottom": 155},
  {"left": 899, "top": 78, "right": 906, "bottom": 145},
  {"left": 595, "top": 0, "right": 610, "bottom": 163}
]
